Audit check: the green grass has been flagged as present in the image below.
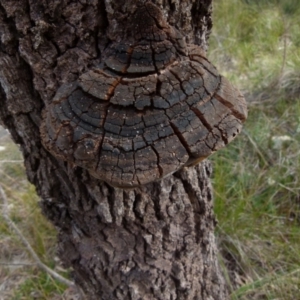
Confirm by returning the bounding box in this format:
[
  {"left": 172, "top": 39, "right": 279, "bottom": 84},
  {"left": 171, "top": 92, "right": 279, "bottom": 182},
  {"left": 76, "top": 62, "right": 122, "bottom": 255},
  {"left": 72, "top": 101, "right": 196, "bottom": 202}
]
[
  {"left": 0, "top": 137, "right": 68, "bottom": 299},
  {"left": 210, "top": 0, "right": 300, "bottom": 93},
  {"left": 209, "top": 0, "right": 300, "bottom": 298},
  {"left": 12, "top": 271, "right": 67, "bottom": 300}
]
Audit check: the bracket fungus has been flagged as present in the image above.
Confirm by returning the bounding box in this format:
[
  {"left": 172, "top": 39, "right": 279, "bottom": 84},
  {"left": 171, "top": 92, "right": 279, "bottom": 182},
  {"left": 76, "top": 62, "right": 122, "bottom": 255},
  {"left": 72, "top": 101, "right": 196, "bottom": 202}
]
[{"left": 40, "top": 2, "right": 247, "bottom": 188}]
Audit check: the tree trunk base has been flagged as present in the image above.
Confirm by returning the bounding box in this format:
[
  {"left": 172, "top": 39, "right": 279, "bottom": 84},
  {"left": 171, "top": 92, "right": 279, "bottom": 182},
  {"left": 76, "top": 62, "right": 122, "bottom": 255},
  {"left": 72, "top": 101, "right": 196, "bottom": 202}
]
[{"left": 47, "top": 162, "right": 228, "bottom": 300}]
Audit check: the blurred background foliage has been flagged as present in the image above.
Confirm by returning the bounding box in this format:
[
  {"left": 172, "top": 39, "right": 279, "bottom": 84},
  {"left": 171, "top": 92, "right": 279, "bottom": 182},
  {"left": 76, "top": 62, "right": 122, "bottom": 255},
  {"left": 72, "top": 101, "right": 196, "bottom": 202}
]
[
  {"left": 209, "top": 0, "right": 300, "bottom": 299},
  {"left": 0, "top": 0, "right": 299, "bottom": 299}
]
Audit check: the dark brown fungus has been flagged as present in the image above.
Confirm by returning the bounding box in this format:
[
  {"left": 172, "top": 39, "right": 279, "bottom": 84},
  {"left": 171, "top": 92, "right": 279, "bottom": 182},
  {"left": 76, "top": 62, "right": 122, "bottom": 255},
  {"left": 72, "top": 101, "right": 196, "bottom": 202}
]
[{"left": 40, "top": 2, "right": 247, "bottom": 188}]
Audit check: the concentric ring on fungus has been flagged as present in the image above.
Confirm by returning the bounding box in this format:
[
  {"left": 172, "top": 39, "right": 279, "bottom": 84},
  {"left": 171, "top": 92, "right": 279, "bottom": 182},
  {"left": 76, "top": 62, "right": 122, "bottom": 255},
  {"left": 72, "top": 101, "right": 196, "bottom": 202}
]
[{"left": 40, "top": 2, "right": 247, "bottom": 188}]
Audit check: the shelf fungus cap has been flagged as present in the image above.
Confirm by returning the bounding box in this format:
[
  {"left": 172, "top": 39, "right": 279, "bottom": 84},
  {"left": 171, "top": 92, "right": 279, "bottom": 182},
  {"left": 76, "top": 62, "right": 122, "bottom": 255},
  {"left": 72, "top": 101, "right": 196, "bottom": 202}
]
[{"left": 40, "top": 2, "right": 247, "bottom": 188}]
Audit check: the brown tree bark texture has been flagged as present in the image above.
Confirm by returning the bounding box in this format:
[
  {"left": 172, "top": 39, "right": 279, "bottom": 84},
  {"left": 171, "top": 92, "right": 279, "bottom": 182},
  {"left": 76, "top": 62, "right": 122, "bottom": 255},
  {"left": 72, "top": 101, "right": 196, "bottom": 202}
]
[{"left": 0, "top": 0, "right": 228, "bottom": 299}]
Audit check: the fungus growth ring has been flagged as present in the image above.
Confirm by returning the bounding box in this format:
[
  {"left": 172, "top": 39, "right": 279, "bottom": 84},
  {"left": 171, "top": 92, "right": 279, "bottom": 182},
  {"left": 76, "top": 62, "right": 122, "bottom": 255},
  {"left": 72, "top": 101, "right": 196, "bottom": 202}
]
[{"left": 40, "top": 2, "right": 247, "bottom": 187}]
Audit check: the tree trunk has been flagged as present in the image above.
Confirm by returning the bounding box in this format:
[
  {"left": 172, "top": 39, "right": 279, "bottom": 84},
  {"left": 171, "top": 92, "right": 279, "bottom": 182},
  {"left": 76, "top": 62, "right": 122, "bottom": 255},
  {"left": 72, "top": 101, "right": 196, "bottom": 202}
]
[{"left": 0, "top": 0, "right": 228, "bottom": 299}]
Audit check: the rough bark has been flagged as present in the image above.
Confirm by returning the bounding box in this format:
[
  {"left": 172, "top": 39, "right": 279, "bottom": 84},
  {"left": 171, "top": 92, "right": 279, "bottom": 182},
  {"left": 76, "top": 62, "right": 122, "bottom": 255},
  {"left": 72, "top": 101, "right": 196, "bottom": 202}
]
[{"left": 0, "top": 0, "right": 228, "bottom": 299}]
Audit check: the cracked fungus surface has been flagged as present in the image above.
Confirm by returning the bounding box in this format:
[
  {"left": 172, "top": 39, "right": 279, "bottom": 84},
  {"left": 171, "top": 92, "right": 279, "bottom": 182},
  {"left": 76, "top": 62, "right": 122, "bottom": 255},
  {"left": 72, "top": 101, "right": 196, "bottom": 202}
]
[{"left": 40, "top": 2, "right": 247, "bottom": 188}]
